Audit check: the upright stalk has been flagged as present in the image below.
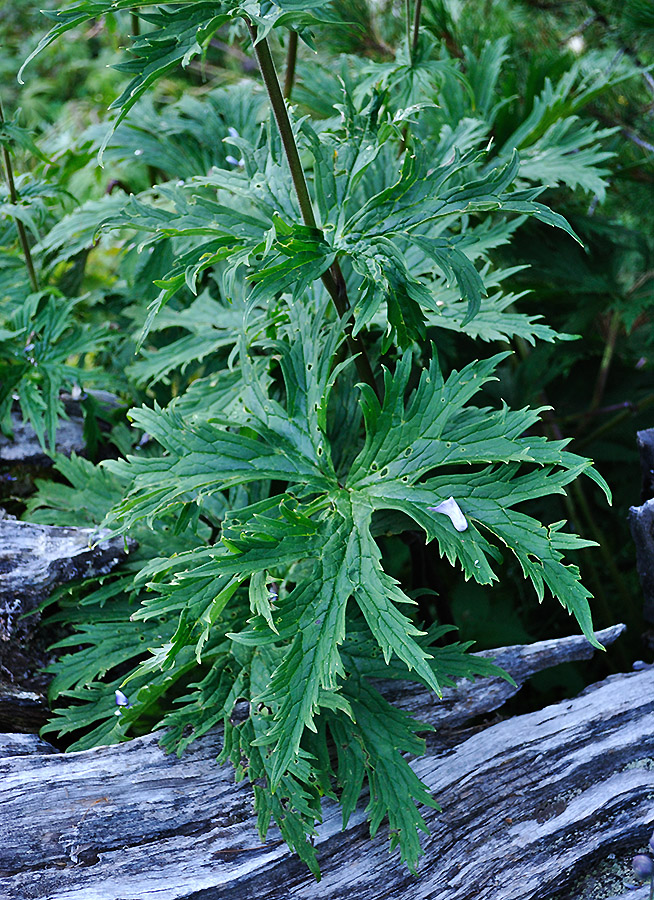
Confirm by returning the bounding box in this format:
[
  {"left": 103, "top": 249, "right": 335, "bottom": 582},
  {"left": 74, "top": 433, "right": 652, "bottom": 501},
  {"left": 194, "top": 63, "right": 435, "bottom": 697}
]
[
  {"left": 398, "top": 0, "right": 423, "bottom": 154},
  {"left": 412, "top": 0, "right": 423, "bottom": 56},
  {"left": 588, "top": 310, "right": 620, "bottom": 416},
  {"left": 283, "top": 30, "right": 298, "bottom": 100},
  {"left": 246, "top": 22, "right": 381, "bottom": 400},
  {"left": 0, "top": 101, "right": 39, "bottom": 293}
]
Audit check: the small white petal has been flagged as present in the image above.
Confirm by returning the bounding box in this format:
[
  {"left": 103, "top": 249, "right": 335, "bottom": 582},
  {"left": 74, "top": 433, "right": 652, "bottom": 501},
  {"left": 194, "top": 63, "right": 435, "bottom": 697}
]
[
  {"left": 428, "top": 497, "right": 468, "bottom": 532},
  {"left": 566, "top": 35, "right": 584, "bottom": 55},
  {"left": 115, "top": 689, "right": 131, "bottom": 707},
  {"left": 227, "top": 126, "right": 239, "bottom": 139}
]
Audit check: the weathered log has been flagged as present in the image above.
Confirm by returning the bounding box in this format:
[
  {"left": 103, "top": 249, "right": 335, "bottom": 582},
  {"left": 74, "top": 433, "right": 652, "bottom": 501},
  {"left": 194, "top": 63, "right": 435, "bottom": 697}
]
[
  {"left": 0, "top": 516, "right": 132, "bottom": 722},
  {"left": 0, "top": 733, "right": 55, "bottom": 757},
  {"left": 636, "top": 428, "right": 654, "bottom": 504},
  {"left": 629, "top": 498, "right": 654, "bottom": 625},
  {"left": 0, "top": 393, "right": 119, "bottom": 475},
  {"left": 0, "top": 411, "right": 85, "bottom": 468},
  {"left": 385, "top": 623, "right": 626, "bottom": 727},
  {"left": 2, "top": 627, "right": 650, "bottom": 900},
  {"left": 631, "top": 428, "right": 654, "bottom": 624}
]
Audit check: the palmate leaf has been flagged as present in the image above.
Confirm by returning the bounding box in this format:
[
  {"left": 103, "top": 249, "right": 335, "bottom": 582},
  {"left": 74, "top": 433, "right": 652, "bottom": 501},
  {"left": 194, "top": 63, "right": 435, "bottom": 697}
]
[
  {"left": 411, "top": 263, "right": 563, "bottom": 344},
  {"left": 0, "top": 293, "right": 108, "bottom": 449},
  {"left": 513, "top": 117, "right": 617, "bottom": 200},
  {"left": 348, "top": 351, "right": 610, "bottom": 645},
  {"left": 332, "top": 677, "right": 440, "bottom": 874},
  {"left": 226, "top": 494, "right": 441, "bottom": 786},
  {"left": 101, "top": 84, "right": 267, "bottom": 182},
  {"left": 247, "top": 514, "right": 352, "bottom": 783},
  {"left": 0, "top": 115, "right": 49, "bottom": 163},
  {"left": 105, "top": 300, "right": 343, "bottom": 526},
  {"left": 105, "top": 403, "right": 333, "bottom": 527},
  {"left": 20, "top": 4, "right": 230, "bottom": 159},
  {"left": 127, "top": 291, "right": 249, "bottom": 387},
  {"left": 336, "top": 148, "right": 581, "bottom": 344},
  {"left": 36, "top": 313, "right": 608, "bottom": 870},
  {"left": 19, "top": 1, "right": 336, "bottom": 129},
  {"left": 81, "top": 93, "right": 584, "bottom": 352}
]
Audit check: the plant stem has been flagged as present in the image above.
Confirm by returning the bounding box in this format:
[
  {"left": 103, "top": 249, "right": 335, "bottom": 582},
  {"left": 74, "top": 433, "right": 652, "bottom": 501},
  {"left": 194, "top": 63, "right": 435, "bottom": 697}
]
[
  {"left": 513, "top": 336, "right": 618, "bottom": 626},
  {"left": 412, "top": 0, "right": 423, "bottom": 56},
  {"left": 0, "top": 100, "right": 39, "bottom": 294},
  {"left": 246, "top": 24, "right": 316, "bottom": 227},
  {"left": 131, "top": 12, "right": 140, "bottom": 37},
  {"left": 246, "top": 22, "right": 381, "bottom": 400},
  {"left": 283, "top": 30, "right": 298, "bottom": 100},
  {"left": 581, "top": 309, "right": 621, "bottom": 429},
  {"left": 574, "top": 393, "right": 654, "bottom": 453},
  {"left": 398, "top": 0, "right": 423, "bottom": 154}
]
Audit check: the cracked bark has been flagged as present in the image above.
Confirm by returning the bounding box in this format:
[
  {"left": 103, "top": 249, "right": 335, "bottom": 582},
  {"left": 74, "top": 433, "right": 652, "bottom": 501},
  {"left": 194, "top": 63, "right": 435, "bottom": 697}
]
[{"left": 2, "top": 625, "right": 650, "bottom": 900}]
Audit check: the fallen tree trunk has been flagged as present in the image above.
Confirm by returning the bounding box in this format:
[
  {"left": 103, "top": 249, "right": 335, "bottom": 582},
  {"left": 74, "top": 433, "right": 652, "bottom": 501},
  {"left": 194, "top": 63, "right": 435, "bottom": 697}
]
[
  {"left": 2, "top": 626, "right": 651, "bottom": 900},
  {"left": 629, "top": 427, "right": 654, "bottom": 624},
  {"left": 0, "top": 516, "right": 132, "bottom": 727}
]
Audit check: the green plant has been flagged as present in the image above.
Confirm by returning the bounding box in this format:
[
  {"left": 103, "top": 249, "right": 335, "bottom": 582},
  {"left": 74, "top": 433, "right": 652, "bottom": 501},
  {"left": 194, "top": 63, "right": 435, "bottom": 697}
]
[{"left": 13, "top": 0, "right": 624, "bottom": 878}]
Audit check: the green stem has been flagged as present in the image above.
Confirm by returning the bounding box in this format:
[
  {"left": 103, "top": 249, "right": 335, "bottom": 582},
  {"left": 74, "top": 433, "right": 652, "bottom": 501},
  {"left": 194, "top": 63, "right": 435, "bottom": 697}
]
[
  {"left": 246, "top": 23, "right": 316, "bottom": 227},
  {"left": 283, "top": 30, "right": 298, "bottom": 100},
  {"left": 574, "top": 393, "right": 654, "bottom": 453},
  {"left": 406, "top": 0, "right": 412, "bottom": 49},
  {"left": 513, "top": 336, "right": 618, "bottom": 631},
  {"left": 0, "top": 101, "right": 39, "bottom": 294},
  {"left": 246, "top": 22, "right": 381, "bottom": 401},
  {"left": 412, "top": 0, "right": 423, "bottom": 56},
  {"left": 131, "top": 12, "right": 140, "bottom": 37},
  {"left": 581, "top": 309, "right": 620, "bottom": 429}
]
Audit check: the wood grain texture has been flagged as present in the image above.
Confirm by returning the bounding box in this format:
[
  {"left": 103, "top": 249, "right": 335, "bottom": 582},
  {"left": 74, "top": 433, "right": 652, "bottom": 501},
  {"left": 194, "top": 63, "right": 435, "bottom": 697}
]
[
  {"left": 0, "top": 411, "right": 85, "bottom": 466},
  {"left": 631, "top": 428, "right": 654, "bottom": 624},
  {"left": 1, "top": 628, "right": 649, "bottom": 900},
  {"left": 630, "top": 498, "right": 654, "bottom": 625},
  {"left": 0, "top": 516, "right": 132, "bottom": 722},
  {"left": 0, "top": 518, "right": 128, "bottom": 633}
]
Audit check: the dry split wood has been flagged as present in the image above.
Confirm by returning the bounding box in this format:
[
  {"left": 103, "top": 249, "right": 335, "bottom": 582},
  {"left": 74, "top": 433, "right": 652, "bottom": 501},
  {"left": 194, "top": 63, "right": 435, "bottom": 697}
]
[
  {"left": 0, "top": 516, "right": 132, "bottom": 728},
  {"left": 2, "top": 625, "right": 651, "bottom": 900}
]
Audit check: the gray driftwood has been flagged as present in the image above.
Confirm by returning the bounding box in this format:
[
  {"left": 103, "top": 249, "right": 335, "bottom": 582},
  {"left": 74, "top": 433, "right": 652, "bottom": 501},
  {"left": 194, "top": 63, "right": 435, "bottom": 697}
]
[
  {"left": 0, "top": 517, "right": 131, "bottom": 727},
  {"left": 629, "top": 427, "right": 654, "bottom": 624},
  {"left": 629, "top": 497, "right": 654, "bottom": 624},
  {"left": 0, "top": 393, "right": 120, "bottom": 472},
  {"left": 0, "top": 411, "right": 85, "bottom": 467},
  {"left": 2, "top": 626, "right": 651, "bottom": 900}
]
